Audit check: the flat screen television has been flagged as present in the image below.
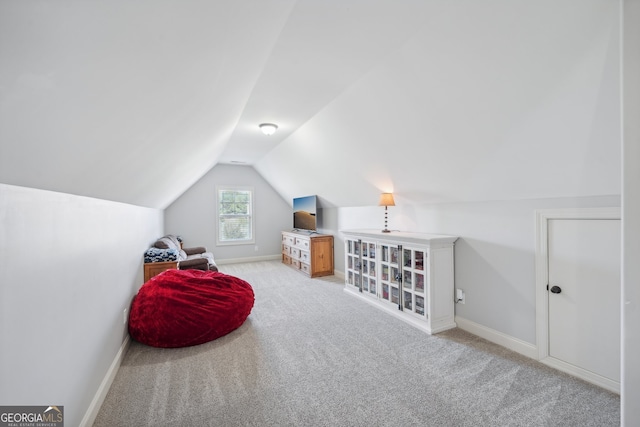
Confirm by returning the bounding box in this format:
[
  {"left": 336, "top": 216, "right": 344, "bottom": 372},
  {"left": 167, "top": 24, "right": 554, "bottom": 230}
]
[{"left": 293, "top": 195, "right": 317, "bottom": 232}]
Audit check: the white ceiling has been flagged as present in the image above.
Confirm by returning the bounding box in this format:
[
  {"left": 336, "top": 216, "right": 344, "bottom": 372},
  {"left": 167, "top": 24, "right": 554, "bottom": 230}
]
[
  {"left": 219, "top": 0, "right": 435, "bottom": 165},
  {"left": 0, "top": 0, "right": 622, "bottom": 210},
  {"left": 0, "top": 0, "right": 435, "bottom": 208},
  {"left": 254, "top": 0, "right": 621, "bottom": 208}
]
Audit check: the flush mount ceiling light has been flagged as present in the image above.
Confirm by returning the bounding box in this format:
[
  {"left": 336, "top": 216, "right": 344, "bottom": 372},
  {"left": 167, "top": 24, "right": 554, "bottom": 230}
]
[{"left": 259, "top": 123, "right": 278, "bottom": 136}]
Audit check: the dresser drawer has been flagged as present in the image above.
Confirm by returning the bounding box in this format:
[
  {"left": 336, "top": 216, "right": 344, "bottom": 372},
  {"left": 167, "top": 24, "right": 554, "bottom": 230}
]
[
  {"left": 295, "top": 237, "right": 310, "bottom": 250},
  {"left": 283, "top": 234, "right": 295, "bottom": 246},
  {"left": 300, "top": 262, "right": 311, "bottom": 275}
]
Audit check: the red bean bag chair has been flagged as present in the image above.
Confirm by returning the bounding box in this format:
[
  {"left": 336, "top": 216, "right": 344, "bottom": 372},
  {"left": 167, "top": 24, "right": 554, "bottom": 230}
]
[{"left": 128, "top": 269, "right": 254, "bottom": 348}]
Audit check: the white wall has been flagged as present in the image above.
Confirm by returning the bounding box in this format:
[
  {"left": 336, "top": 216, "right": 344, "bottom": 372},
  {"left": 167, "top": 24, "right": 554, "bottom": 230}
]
[
  {"left": 622, "top": 0, "right": 640, "bottom": 424},
  {"left": 324, "top": 195, "right": 620, "bottom": 345},
  {"left": 164, "top": 164, "right": 291, "bottom": 263},
  {"left": 255, "top": 0, "right": 621, "bottom": 348},
  {"left": 0, "top": 184, "right": 163, "bottom": 427}
]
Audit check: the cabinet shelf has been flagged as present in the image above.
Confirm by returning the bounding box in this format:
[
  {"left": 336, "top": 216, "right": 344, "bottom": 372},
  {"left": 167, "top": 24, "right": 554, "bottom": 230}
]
[{"left": 343, "top": 229, "right": 458, "bottom": 334}]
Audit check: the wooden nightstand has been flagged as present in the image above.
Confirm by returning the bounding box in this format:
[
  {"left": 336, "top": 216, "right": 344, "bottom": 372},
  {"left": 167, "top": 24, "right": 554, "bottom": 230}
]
[{"left": 143, "top": 261, "right": 178, "bottom": 282}]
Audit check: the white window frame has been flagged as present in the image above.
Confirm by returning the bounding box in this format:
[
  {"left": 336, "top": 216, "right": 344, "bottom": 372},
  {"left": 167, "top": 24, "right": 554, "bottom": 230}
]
[{"left": 216, "top": 186, "right": 255, "bottom": 246}]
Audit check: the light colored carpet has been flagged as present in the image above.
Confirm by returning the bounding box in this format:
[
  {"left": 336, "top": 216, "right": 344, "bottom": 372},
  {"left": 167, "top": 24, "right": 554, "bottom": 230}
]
[{"left": 93, "top": 261, "right": 619, "bottom": 426}]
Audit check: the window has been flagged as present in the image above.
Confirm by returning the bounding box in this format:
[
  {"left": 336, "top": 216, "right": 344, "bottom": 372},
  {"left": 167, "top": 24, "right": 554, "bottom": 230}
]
[{"left": 217, "top": 187, "right": 254, "bottom": 245}]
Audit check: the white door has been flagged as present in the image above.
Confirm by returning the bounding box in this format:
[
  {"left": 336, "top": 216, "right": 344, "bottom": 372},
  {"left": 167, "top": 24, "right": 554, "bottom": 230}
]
[{"left": 547, "top": 218, "right": 621, "bottom": 389}]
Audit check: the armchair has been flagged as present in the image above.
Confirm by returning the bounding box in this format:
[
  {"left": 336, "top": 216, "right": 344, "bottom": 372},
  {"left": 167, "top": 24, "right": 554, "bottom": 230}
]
[{"left": 143, "top": 235, "right": 217, "bottom": 281}]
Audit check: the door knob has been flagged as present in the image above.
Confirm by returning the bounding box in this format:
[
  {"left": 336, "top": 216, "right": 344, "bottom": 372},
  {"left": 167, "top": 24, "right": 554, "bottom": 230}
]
[{"left": 550, "top": 285, "right": 562, "bottom": 294}]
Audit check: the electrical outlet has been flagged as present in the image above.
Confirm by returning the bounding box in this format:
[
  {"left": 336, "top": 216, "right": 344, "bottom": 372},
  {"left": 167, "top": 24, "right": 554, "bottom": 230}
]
[
  {"left": 456, "top": 289, "right": 465, "bottom": 304},
  {"left": 254, "top": 245, "right": 259, "bottom": 252},
  {"left": 123, "top": 308, "right": 128, "bottom": 324}
]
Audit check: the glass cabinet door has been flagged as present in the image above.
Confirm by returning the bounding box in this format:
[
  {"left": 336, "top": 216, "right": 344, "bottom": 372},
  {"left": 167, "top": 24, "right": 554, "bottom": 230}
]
[
  {"left": 345, "top": 239, "right": 359, "bottom": 288},
  {"left": 345, "top": 238, "right": 378, "bottom": 297},
  {"left": 379, "top": 243, "right": 400, "bottom": 305},
  {"left": 362, "top": 260, "right": 369, "bottom": 292},
  {"left": 360, "top": 239, "right": 377, "bottom": 296},
  {"left": 400, "top": 246, "right": 428, "bottom": 319}
]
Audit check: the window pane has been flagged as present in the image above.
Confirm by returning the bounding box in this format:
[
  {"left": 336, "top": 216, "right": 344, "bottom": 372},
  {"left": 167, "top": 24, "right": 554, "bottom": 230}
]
[
  {"left": 218, "top": 188, "right": 253, "bottom": 243},
  {"left": 220, "top": 217, "right": 251, "bottom": 240},
  {"left": 235, "top": 193, "right": 249, "bottom": 203},
  {"left": 221, "top": 202, "right": 248, "bottom": 215},
  {"left": 234, "top": 202, "right": 249, "bottom": 215}
]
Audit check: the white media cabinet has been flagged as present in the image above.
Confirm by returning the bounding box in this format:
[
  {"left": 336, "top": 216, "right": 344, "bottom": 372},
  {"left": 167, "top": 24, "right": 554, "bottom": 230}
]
[{"left": 343, "top": 229, "right": 458, "bottom": 334}]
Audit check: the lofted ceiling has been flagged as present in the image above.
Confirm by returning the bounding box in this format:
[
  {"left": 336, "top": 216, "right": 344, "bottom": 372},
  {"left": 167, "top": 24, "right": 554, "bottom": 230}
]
[
  {"left": 0, "top": 0, "right": 622, "bottom": 210},
  {"left": 0, "top": 0, "right": 434, "bottom": 209},
  {"left": 219, "top": 1, "right": 435, "bottom": 165}
]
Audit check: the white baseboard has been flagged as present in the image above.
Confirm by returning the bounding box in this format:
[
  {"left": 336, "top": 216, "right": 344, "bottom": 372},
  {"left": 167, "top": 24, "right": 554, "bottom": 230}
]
[
  {"left": 216, "top": 254, "right": 281, "bottom": 265},
  {"left": 541, "top": 356, "right": 620, "bottom": 394},
  {"left": 455, "top": 316, "right": 538, "bottom": 360},
  {"left": 80, "top": 335, "right": 131, "bottom": 427}
]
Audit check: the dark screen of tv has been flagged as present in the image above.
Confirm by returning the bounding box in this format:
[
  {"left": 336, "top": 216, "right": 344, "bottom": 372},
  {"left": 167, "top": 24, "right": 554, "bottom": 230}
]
[{"left": 293, "top": 195, "right": 317, "bottom": 231}]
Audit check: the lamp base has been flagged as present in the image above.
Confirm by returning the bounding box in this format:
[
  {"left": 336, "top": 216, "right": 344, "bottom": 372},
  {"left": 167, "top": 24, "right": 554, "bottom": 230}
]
[{"left": 382, "top": 229, "right": 391, "bottom": 233}]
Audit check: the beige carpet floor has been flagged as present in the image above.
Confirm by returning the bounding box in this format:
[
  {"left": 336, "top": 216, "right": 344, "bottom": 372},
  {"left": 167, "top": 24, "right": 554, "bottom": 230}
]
[{"left": 93, "top": 261, "right": 619, "bottom": 426}]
